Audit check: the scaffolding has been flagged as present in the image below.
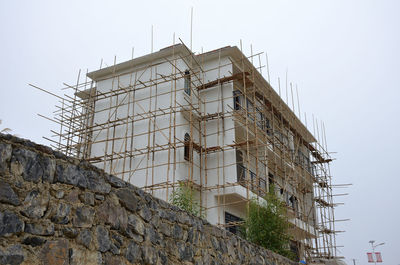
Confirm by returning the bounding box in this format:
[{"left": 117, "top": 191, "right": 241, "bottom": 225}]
[{"left": 34, "top": 42, "right": 342, "bottom": 262}]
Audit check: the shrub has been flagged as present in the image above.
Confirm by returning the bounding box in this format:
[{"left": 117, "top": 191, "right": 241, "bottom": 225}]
[
  {"left": 170, "top": 182, "right": 203, "bottom": 218},
  {"left": 241, "top": 186, "right": 295, "bottom": 260}
]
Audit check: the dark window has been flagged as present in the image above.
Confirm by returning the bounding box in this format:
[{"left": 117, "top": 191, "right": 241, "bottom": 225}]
[
  {"left": 290, "top": 241, "right": 300, "bottom": 262},
  {"left": 250, "top": 170, "right": 257, "bottom": 191},
  {"left": 236, "top": 150, "right": 245, "bottom": 184},
  {"left": 225, "top": 212, "right": 243, "bottom": 235},
  {"left": 246, "top": 99, "right": 254, "bottom": 121},
  {"left": 268, "top": 173, "right": 275, "bottom": 187},
  {"left": 268, "top": 173, "right": 276, "bottom": 193},
  {"left": 233, "top": 90, "right": 242, "bottom": 110},
  {"left": 184, "top": 133, "right": 191, "bottom": 161},
  {"left": 184, "top": 70, "right": 191, "bottom": 95},
  {"left": 256, "top": 108, "right": 264, "bottom": 130},
  {"left": 265, "top": 118, "right": 272, "bottom": 136},
  {"left": 259, "top": 178, "right": 266, "bottom": 197},
  {"left": 289, "top": 195, "right": 295, "bottom": 208}
]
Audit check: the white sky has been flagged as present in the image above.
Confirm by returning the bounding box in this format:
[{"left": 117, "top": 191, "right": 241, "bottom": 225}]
[{"left": 1, "top": 1, "right": 399, "bottom": 264}]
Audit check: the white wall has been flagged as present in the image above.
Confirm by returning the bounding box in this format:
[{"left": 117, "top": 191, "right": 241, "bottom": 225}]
[
  {"left": 89, "top": 54, "right": 202, "bottom": 202},
  {"left": 87, "top": 51, "right": 317, "bottom": 237}
]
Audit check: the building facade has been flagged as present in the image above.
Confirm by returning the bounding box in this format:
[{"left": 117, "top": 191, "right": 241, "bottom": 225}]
[{"left": 53, "top": 44, "right": 337, "bottom": 261}]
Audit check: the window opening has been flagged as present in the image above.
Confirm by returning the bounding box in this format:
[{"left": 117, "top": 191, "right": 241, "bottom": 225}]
[
  {"left": 225, "top": 212, "right": 243, "bottom": 235},
  {"left": 184, "top": 133, "right": 191, "bottom": 161},
  {"left": 233, "top": 90, "right": 242, "bottom": 110},
  {"left": 184, "top": 70, "right": 191, "bottom": 95}
]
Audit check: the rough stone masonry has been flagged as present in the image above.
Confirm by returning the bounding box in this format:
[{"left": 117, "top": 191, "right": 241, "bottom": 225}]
[{"left": 0, "top": 133, "right": 297, "bottom": 265}]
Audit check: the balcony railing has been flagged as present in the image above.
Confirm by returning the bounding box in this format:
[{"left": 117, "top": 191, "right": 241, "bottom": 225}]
[
  {"left": 237, "top": 164, "right": 308, "bottom": 221},
  {"left": 237, "top": 164, "right": 266, "bottom": 197}
]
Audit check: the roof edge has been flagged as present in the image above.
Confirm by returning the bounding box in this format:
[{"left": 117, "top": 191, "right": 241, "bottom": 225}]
[{"left": 87, "top": 44, "right": 188, "bottom": 81}]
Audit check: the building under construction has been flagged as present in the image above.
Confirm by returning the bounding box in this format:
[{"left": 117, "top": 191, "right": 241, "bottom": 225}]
[{"left": 41, "top": 43, "right": 340, "bottom": 262}]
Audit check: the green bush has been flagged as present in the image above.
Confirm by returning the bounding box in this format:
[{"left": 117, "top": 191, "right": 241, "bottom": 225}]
[
  {"left": 170, "top": 182, "right": 203, "bottom": 218},
  {"left": 241, "top": 186, "right": 295, "bottom": 260}
]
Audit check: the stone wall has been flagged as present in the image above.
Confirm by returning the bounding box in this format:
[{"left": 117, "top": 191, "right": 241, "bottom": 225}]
[{"left": 0, "top": 133, "right": 297, "bottom": 265}]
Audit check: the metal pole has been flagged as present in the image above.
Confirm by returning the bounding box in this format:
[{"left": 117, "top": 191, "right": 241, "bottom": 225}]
[{"left": 369, "top": 241, "right": 376, "bottom": 265}]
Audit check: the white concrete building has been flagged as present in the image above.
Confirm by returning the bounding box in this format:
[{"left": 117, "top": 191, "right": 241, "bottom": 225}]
[{"left": 56, "top": 44, "right": 337, "bottom": 261}]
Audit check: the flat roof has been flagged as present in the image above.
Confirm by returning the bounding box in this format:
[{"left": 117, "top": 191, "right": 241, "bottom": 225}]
[{"left": 87, "top": 44, "right": 189, "bottom": 81}]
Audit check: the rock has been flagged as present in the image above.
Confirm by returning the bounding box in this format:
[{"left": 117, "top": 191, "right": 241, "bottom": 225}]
[
  {"left": 77, "top": 229, "right": 92, "bottom": 249},
  {"left": 111, "top": 233, "right": 123, "bottom": 248},
  {"left": 165, "top": 238, "right": 179, "bottom": 258},
  {"left": 25, "top": 221, "right": 54, "bottom": 236},
  {"left": 69, "top": 248, "right": 102, "bottom": 265},
  {"left": 145, "top": 226, "right": 160, "bottom": 245},
  {"left": 55, "top": 164, "right": 88, "bottom": 188},
  {"left": 125, "top": 242, "right": 142, "bottom": 264},
  {"left": 178, "top": 242, "right": 194, "bottom": 261},
  {"left": 110, "top": 243, "right": 120, "bottom": 255},
  {"left": 104, "top": 253, "right": 126, "bottom": 265},
  {"left": 116, "top": 188, "right": 138, "bottom": 212},
  {"left": 226, "top": 238, "right": 236, "bottom": 258},
  {"left": 150, "top": 213, "right": 160, "bottom": 228},
  {"left": 10, "top": 148, "right": 37, "bottom": 181},
  {"left": 177, "top": 211, "right": 193, "bottom": 226},
  {"left": 40, "top": 155, "right": 56, "bottom": 183},
  {"left": 142, "top": 245, "right": 158, "bottom": 264},
  {"left": 50, "top": 203, "right": 71, "bottom": 224},
  {"left": 127, "top": 233, "right": 144, "bottom": 244},
  {"left": 53, "top": 150, "right": 67, "bottom": 160},
  {"left": 0, "top": 244, "right": 25, "bottom": 265},
  {"left": 62, "top": 227, "right": 78, "bottom": 238},
  {"left": 0, "top": 143, "right": 12, "bottom": 174},
  {"left": 172, "top": 224, "right": 183, "bottom": 240},
  {"left": 187, "top": 228, "right": 200, "bottom": 245},
  {"left": 250, "top": 255, "right": 265, "bottom": 265},
  {"left": 95, "top": 194, "right": 104, "bottom": 201},
  {"left": 96, "top": 200, "right": 127, "bottom": 231},
  {"left": 147, "top": 199, "right": 159, "bottom": 211},
  {"left": 211, "top": 236, "right": 220, "bottom": 251},
  {"left": 159, "top": 222, "right": 171, "bottom": 237},
  {"left": 73, "top": 206, "right": 95, "bottom": 228},
  {"left": 158, "top": 250, "right": 168, "bottom": 265},
  {"left": 20, "top": 190, "right": 49, "bottom": 219},
  {"left": 79, "top": 192, "right": 94, "bottom": 206},
  {"left": 0, "top": 182, "right": 20, "bottom": 206},
  {"left": 156, "top": 196, "right": 171, "bottom": 209},
  {"left": 109, "top": 239, "right": 122, "bottom": 256},
  {"left": 86, "top": 170, "right": 111, "bottom": 194},
  {"left": 65, "top": 189, "right": 80, "bottom": 203},
  {"left": 55, "top": 190, "right": 64, "bottom": 199},
  {"left": 195, "top": 251, "right": 212, "bottom": 265},
  {"left": 96, "top": 226, "right": 111, "bottom": 253},
  {"left": 134, "top": 187, "right": 146, "bottom": 200},
  {"left": 106, "top": 174, "right": 126, "bottom": 188},
  {"left": 0, "top": 210, "right": 24, "bottom": 237},
  {"left": 40, "top": 239, "right": 69, "bottom": 265},
  {"left": 127, "top": 214, "right": 145, "bottom": 236},
  {"left": 219, "top": 239, "right": 228, "bottom": 254},
  {"left": 34, "top": 144, "right": 54, "bottom": 156},
  {"left": 22, "top": 236, "right": 47, "bottom": 247},
  {"left": 139, "top": 207, "right": 152, "bottom": 222},
  {"left": 10, "top": 148, "right": 55, "bottom": 183},
  {"left": 157, "top": 208, "right": 176, "bottom": 222}
]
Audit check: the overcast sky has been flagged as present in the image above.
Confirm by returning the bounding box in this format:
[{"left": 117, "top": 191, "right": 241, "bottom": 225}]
[{"left": 1, "top": 0, "right": 399, "bottom": 264}]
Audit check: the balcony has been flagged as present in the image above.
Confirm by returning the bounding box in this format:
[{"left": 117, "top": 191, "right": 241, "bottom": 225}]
[{"left": 237, "top": 164, "right": 267, "bottom": 198}]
